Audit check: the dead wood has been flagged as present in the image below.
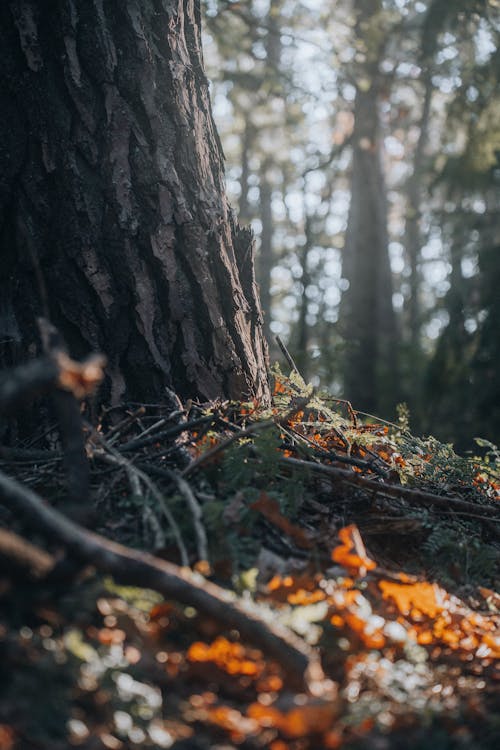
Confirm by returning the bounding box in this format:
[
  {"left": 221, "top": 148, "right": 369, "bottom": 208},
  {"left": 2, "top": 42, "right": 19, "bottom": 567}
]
[
  {"left": 0, "top": 527, "right": 55, "bottom": 578},
  {"left": 119, "top": 415, "right": 213, "bottom": 453},
  {"left": 0, "top": 468, "right": 332, "bottom": 696},
  {"left": 281, "top": 456, "right": 500, "bottom": 540},
  {"left": 0, "top": 357, "right": 60, "bottom": 414}
]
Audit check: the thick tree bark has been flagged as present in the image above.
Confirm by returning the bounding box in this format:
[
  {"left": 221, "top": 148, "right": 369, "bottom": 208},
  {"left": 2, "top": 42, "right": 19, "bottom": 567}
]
[
  {"left": 339, "top": 0, "right": 398, "bottom": 416},
  {"left": 238, "top": 117, "right": 253, "bottom": 225},
  {"left": 0, "top": 0, "right": 269, "bottom": 405}
]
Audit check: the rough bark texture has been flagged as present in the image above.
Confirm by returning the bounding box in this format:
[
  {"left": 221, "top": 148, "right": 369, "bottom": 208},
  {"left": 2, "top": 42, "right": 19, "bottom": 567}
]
[
  {"left": 340, "top": 0, "right": 398, "bottom": 415},
  {"left": 0, "top": 0, "right": 269, "bottom": 405},
  {"left": 238, "top": 117, "right": 253, "bottom": 225}
]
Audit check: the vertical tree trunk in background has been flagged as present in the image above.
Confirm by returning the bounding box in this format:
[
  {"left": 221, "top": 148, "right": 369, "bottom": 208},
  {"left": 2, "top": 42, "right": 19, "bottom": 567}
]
[
  {"left": 266, "top": 0, "right": 282, "bottom": 73},
  {"left": 424, "top": 224, "right": 470, "bottom": 444},
  {"left": 339, "top": 0, "right": 398, "bottom": 416},
  {"left": 0, "top": 0, "right": 269, "bottom": 405},
  {"left": 294, "top": 214, "right": 313, "bottom": 382},
  {"left": 257, "top": 165, "right": 273, "bottom": 344},
  {"left": 471, "top": 212, "right": 500, "bottom": 443},
  {"left": 254, "top": 0, "right": 283, "bottom": 347},
  {"left": 403, "top": 76, "right": 432, "bottom": 420}
]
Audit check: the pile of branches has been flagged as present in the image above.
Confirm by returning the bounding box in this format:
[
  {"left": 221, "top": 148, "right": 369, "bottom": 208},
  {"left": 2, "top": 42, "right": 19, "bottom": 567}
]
[{"left": 1, "top": 330, "right": 500, "bottom": 749}]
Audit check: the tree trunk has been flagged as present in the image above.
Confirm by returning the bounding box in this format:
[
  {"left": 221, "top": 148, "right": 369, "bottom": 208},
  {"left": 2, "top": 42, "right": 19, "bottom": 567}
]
[
  {"left": 0, "top": 0, "right": 269, "bottom": 406},
  {"left": 257, "top": 164, "right": 273, "bottom": 344},
  {"left": 424, "top": 223, "right": 470, "bottom": 445},
  {"left": 339, "top": 0, "right": 398, "bottom": 416},
  {"left": 294, "top": 214, "right": 313, "bottom": 381},
  {"left": 238, "top": 117, "right": 253, "bottom": 226},
  {"left": 403, "top": 75, "right": 432, "bottom": 420}
]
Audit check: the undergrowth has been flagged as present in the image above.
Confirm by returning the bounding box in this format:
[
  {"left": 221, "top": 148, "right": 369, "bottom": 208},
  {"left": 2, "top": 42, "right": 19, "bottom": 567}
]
[{"left": 1, "top": 367, "right": 499, "bottom": 749}]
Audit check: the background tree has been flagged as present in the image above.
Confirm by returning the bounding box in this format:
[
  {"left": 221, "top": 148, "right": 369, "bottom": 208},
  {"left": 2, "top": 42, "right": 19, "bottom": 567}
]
[
  {"left": 421, "top": 0, "right": 500, "bottom": 447},
  {"left": 206, "top": 0, "right": 500, "bottom": 445},
  {"left": 338, "top": 0, "right": 399, "bottom": 416},
  {"left": 0, "top": 0, "right": 269, "bottom": 406}
]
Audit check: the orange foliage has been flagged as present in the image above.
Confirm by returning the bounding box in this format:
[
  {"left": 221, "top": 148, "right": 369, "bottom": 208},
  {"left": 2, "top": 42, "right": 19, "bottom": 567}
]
[
  {"left": 251, "top": 492, "right": 314, "bottom": 549},
  {"left": 206, "top": 705, "right": 258, "bottom": 739},
  {"left": 331, "top": 524, "right": 376, "bottom": 576},
  {"left": 266, "top": 573, "right": 322, "bottom": 604},
  {"left": 287, "top": 588, "right": 327, "bottom": 606},
  {"left": 187, "top": 637, "right": 264, "bottom": 677},
  {"left": 247, "top": 699, "right": 337, "bottom": 738},
  {"left": 379, "top": 580, "right": 443, "bottom": 618},
  {"left": 273, "top": 379, "right": 293, "bottom": 396}
]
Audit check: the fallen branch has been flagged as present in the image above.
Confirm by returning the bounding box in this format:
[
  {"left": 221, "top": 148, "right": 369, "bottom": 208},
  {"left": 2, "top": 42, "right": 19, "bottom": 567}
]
[
  {"left": 35, "top": 320, "right": 103, "bottom": 515},
  {"left": 275, "top": 334, "right": 302, "bottom": 378},
  {"left": 182, "top": 418, "right": 275, "bottom": 476},
  {"left": 119, "top": 415, "right": 213, "bottom": 453},
  {"left": 0, "top": 468, "right": 331, "bottom": 696},
  {"left": 0, "top": 527, "right": 55, "bottom": 578},
  {"left": 182, "top": 397, "right": 312, "bottom": 477},
  {"left": 281, "top": 456, "right": 500, "bottom": 539},
  {"left": 95, "top": 451, "right": 189, "bottom": 565},
  {"left": 138, "top": 463, "right": 208, "bottom": 562},
  {"left": 0, "top": 446, "right": 61, "bottom": 462},
  {"left": 90, "top": 426, "right": 190, "bottom": 567},
  {"left": 106, "top": 407, "right": 146, "bottom": 444},
  {"left": 0, "top": 357, "right": 59, "bottom": 414}
]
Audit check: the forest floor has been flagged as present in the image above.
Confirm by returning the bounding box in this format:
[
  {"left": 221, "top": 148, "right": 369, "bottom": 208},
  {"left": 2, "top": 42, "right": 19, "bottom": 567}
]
[{"left": 1, "top": 366, "right": 499, "bottom": 750}]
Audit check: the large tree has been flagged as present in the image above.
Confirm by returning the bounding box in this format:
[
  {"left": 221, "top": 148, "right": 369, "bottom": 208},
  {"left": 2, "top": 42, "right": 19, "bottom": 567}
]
[
  {"left": 339, "top": 0, "right": 399, "bottom": 415},
  {"left": 0, "top": 0, "right": 269, "bottom": 405}
]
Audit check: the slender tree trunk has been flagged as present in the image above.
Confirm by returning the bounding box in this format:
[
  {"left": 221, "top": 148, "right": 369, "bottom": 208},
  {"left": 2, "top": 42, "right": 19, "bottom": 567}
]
[
  {"left": 257, "top": 165, "right": 273, "bottom": 344},
  {"left": 404, "top": 76, "right": 432, "bottom": 415},
  {"left": 339, "top": 0, "right": 398, "bottom": 415},
  {"left": 0, "top": 0, "right": 269, "bottom": 405},
  {"left": 424, "top": 222, "right": 469, "bottom": 443},
  {"left": 253, "top": 0, "right": 283, "bottom": 347},
  {"left": 266, "top": 0, "right": 282, "bottom": 73},
  {"left": 294, "top": 214, "right": 313, "bottom": 381}
]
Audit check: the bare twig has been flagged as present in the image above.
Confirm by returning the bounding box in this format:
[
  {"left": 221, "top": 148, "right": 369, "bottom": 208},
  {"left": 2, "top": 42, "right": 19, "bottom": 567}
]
[
  {"left": 119, "top": 416, "right": 213, "bottom": 453},
  {"left": 92, "top": 443, "right": 189, "bottom": 567},
  {"left": 323, "top": 397, "right": 358, "bottom": 428},
  {"left": 106, "top": 407, "right": 146, "bottom": 443},
  {"left": 138, "top": 463, "right": 208, "bottom": 562},
  {"left": 37, "top": 319, "right": 102, "bottom": 515},
  {"left": 0, "top": 357, "right": 60, "bottom": 414},
  {"left": 182, "top": 397, "right": 312, "bottom": 477},
  {"left": 275, "top": 335, "right": 302, "bottom": 378},
  {"left": 166, "top": 473, "right": 208, "bottom": 563},
  {"left": 182, "top": 418, "right": 274, "bottom": 477},
  {"left": 0, "top": 468, "right": 332, "bottom": 696},
  {"left": 283, "top": 424, "right": 389, "bottom": 478},
  {"left": 127, "top": 416, "right": 170, "bottom": 442},
  {"left": 280, "top": 456, "right": 500, "bottom": 538},
  {"left": 0, "top": 447, "right": 61, "bottom": 462},
  {"left": 142, "top": 503, "right": 167, "bottom": 549},
  {"left": 0, "top": 528, "right": 55, "bottom": 578}
]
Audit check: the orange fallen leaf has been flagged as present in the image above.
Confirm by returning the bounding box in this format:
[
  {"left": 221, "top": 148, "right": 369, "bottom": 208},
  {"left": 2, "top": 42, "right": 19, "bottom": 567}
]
[
  {"left": 187, "top": 637, "right": 264, "bottom": 678},
  {"left": 331, "top": 524, "right": 376, "bottom": 576},
  {"left": 248, "top": 699, "right": 337, "bottom": 738},
  {"left": 251, "top": 492, "right": 314, "bottom": 549},
  {"left": 379, "top": 580, "right": 444, "bottom": 619}
]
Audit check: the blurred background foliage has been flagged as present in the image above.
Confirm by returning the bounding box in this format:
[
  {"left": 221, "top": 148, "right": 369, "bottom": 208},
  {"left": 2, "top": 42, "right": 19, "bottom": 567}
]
[{"left": 202, "top": 0, "right": 500, "bottom": 451}]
